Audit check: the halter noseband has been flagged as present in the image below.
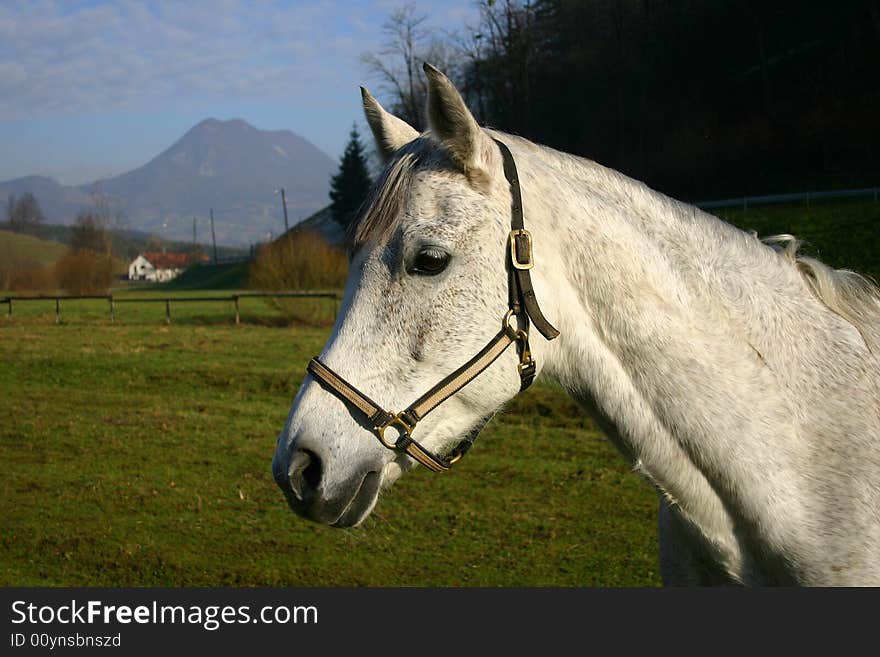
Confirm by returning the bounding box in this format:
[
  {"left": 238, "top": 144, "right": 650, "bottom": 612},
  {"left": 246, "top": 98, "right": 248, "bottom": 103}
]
[{"left": 307, "top": 138, "right": 559, "bottom": 472}]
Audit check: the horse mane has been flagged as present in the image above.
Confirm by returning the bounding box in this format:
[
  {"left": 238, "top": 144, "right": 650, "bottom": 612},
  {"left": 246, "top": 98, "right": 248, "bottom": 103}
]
[
  {"left": 347, "top": 139, "right": 425, "bottom": 254},
  {"left": 762, "top": 235, "right": 880, "bottom": 355}
]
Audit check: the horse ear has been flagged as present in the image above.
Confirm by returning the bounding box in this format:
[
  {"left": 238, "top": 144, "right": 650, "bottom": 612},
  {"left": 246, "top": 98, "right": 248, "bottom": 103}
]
[
  {"left": 424, "top": 63, "right": 492, "bottom": 177},
  {"left": 361, "top": 87, "right": 419, "bottom": 162}
]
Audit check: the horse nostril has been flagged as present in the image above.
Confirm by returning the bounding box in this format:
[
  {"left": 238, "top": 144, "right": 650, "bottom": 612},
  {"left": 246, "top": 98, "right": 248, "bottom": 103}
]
[{"left": 288, "top": 449, "right": 322, "bottom": 502}]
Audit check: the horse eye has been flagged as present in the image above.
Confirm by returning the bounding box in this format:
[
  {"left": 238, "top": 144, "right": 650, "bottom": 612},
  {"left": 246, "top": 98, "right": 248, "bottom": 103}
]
[{"left": 409, "top": 247, "right": 450, "bottom": 276}]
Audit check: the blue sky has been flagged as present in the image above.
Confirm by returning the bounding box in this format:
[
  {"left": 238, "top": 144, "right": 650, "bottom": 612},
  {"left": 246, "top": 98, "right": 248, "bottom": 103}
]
[{"left": 0, "top": 0, "right": 479, "bottom": 185}]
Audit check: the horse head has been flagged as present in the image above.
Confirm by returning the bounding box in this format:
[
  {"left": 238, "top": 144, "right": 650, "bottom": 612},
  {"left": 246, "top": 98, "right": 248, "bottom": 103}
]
[{"left": 272, "top": 65, "right": 558, "bottom": 527}]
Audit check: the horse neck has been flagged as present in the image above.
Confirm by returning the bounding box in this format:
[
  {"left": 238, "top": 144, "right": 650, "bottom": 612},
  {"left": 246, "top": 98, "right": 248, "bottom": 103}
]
[
  {"left": 506, "top": 138, "right": 880, "bottom": 584},
  {"left": 513, "top": 139, "right": 747, "bottom": 426},
  {"left": 514, "top": 141, "right": 784, "bottom": 578},
  {"left": 514, "top": 139, "right": 756, "bottom": 388}
]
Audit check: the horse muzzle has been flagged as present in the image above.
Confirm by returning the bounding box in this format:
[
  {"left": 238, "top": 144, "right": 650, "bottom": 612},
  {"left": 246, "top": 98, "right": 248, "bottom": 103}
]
[{"left": 272, "top": 438, "right": 383, "bottom": 527}]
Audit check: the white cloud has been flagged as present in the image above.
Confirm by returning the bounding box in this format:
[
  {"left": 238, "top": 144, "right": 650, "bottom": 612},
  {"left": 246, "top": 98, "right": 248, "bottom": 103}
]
[{"left": 0, "top": 0, "right": 395, "bottom": 119}]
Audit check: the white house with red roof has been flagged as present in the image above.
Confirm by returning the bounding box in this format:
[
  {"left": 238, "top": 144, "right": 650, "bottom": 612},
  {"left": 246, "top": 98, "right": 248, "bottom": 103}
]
[{"left": 128, "top": 252, "right": 197, "bottom": 282}]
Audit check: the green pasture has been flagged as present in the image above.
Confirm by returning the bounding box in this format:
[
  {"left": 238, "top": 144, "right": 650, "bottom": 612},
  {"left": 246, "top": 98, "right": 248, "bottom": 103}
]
[
  {"left": 0, "top": 297, "right": 661, "bottom": 587},
  {"left": 2, "top": 288, "right": 338, "bottom": 327}
]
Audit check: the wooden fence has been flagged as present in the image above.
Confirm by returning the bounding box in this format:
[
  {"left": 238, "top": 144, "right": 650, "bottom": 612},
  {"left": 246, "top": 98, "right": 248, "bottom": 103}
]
[
  {"left": 694, "top": 186, "right": 880, "bottom": 210},
  {"left": 0, "top": 292, "right": 338, "bottom": 325}
]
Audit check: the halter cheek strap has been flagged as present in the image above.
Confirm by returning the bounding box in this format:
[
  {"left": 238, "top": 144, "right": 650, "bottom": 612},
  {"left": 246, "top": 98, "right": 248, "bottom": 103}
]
[
  {"left": 495, "top": 138, "right": 560, "bottom": 341},
  {"left": 306, "top": 138, "right": 559, "bottom": 472},
  {"left": 307, "top": 323, "right": 522, "bottom": 472}
]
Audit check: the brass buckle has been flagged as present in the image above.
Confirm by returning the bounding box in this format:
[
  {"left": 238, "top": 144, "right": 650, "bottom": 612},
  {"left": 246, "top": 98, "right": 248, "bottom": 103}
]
[
  {"left": 375, "top": 412, "right": 414, "bottom": 450},
  {"left": 509, "top": 229, "right": 534, "bottom": 270},
  {"left": 517, "top": 357, "right": 536, "bottom": 376}
]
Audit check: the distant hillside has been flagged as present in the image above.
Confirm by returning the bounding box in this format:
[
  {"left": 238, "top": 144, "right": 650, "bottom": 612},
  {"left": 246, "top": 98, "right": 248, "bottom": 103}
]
[
  {"left": 0, "top": 221, "right": 247, "bottom": 264},
  {"left": 0, "top": 176, "right": 92, "bottom": 225},
  {"left": 0, "top": 119, "right": 337, "bottom": 247},
  {"left": 0, "top": 228, "right": 129, "bottom": 292},
  {"left": 157, "top": 261, "right": 251, "bottom": 291},
  {"left": 0, "top": 229, "right": 67, "bottom": 267}
]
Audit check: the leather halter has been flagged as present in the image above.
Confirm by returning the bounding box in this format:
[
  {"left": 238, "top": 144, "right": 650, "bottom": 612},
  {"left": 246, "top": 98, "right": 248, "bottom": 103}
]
[{"left": 307, "top": 138, "right": 559, "bottom": 472}]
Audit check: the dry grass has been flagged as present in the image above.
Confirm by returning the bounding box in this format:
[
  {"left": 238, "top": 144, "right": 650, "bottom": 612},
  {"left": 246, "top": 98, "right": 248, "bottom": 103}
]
[
  {"left": 1, "top": 229, "right": 129, "bottom": 294},
  {"left": 250, "top": 231, "right": 347, "bottom": 290},
  {"left": 249, "top": 231, "right": 347, "bottom": 321},
  {"left": 54, "top": 250, "right": 116, "bottom": 295},
  {"left": 0, "top": 231, "right": 64, "bottom": 292},
  {"left": 0, "top": 229, "right": 67, "bottom": 265},
  {"left": 0, "top": 256, "right": 55, "bottom": 292}
]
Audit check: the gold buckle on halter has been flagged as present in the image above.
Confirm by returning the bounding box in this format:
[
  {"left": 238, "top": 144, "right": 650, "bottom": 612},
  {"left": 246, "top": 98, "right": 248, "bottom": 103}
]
[
  {"left": 517, "top": 351, "right": 535, "bottom": 376},
  {"left": 375, "top": 412, "right": 414, "bottom": 450},
  {"left": 509, "top": 229, "right": 534, "bottom": 270}
]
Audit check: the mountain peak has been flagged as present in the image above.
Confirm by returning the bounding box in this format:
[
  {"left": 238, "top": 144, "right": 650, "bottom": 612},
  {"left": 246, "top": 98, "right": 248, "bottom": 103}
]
[
  {"left": 193, "top": 117, "right": 252, "bottom": 130},
  {"left": 0, "top": 119, "right": 337, "bottom": 246}
]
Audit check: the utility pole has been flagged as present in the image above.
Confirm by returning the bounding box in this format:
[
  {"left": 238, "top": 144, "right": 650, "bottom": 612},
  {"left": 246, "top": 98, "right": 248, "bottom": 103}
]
[
  {"left": 210, "top": 208, "right": 218, "bottom": 264},
  {"left": 192, "top": 216, "right": 197, "bottom": 248},
  {"left": 279, "top": 187, "right": 290, "bottom": 233}
]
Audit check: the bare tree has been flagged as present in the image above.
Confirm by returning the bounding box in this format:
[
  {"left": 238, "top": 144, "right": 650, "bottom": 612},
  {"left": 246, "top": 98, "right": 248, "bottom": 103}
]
[
  {"left": 70, "top": 211, "right": 110, "bottom": 254},
  {"left": 362, "top": 3, "right": 459, "bottom": 130},
  {"left": 90, "top": 183, "right": 127, "bottom": 232},
  {"left": 7, "top": 193, "right": 46, "bottom": 233},
  {"left": 461, "top": 1, "right": 539, "bottom": 134},
  {"left": 5, "top": 195, "right": 14, "bottom": 227}
]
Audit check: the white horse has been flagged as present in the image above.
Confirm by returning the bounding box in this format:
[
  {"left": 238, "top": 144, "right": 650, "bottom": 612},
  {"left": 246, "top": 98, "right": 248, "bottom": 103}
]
[{"left": 273, "top": 64, "right": 880, "bottom": 586}]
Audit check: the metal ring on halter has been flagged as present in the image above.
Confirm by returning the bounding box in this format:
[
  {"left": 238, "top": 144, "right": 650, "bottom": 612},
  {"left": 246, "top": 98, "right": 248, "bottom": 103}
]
[
  {"left": 375, "top": 412, "right": 414, "bottom": 450},
  {"left": 502, "top": 308, "right": 519, "bottom": 337},
  {"left": 503, "top": 308, "right": 532, "bottom": 339}
]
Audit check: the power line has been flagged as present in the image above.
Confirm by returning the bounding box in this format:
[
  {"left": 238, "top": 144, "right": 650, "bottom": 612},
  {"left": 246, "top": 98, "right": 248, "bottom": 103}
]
[{"left": 210, "top": 208, "right": 218, "bottom": 264}]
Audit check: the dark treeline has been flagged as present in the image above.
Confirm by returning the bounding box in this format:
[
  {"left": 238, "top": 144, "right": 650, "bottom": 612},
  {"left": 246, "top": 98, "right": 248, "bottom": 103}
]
[{"left": 399, "top": 1, "right": 880, "bottom": 199}]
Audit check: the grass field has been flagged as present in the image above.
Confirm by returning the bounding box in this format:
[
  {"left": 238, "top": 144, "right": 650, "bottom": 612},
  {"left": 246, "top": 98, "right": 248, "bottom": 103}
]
[
  {"left": 2, "top": 288, "right": 339, "bottom": 327},
  {"left": 0, "top": 297, "right": 661, "bottom": 587}
]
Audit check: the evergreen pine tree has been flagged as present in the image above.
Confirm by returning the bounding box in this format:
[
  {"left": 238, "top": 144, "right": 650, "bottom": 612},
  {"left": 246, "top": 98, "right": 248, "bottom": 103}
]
[{"left": 329, "top": 124, "right": 372, "bottom": 229}]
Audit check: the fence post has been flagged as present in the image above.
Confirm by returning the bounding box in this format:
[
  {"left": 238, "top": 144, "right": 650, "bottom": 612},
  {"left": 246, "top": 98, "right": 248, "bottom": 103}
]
[
  {"left": 6, "top": 299, "right": 11, "bottom": 319},
  {"left": 109, "top": 295, "right": 115, "bottom": 323},
  {"left": 233, "top": 295, "right": 240, "bottom": 325},
  {"left": 55, "top": 297, "right": 60, "bottom": 324},
  {"left": 165, "top": 299, "right": 171, "bottom": 324}
]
